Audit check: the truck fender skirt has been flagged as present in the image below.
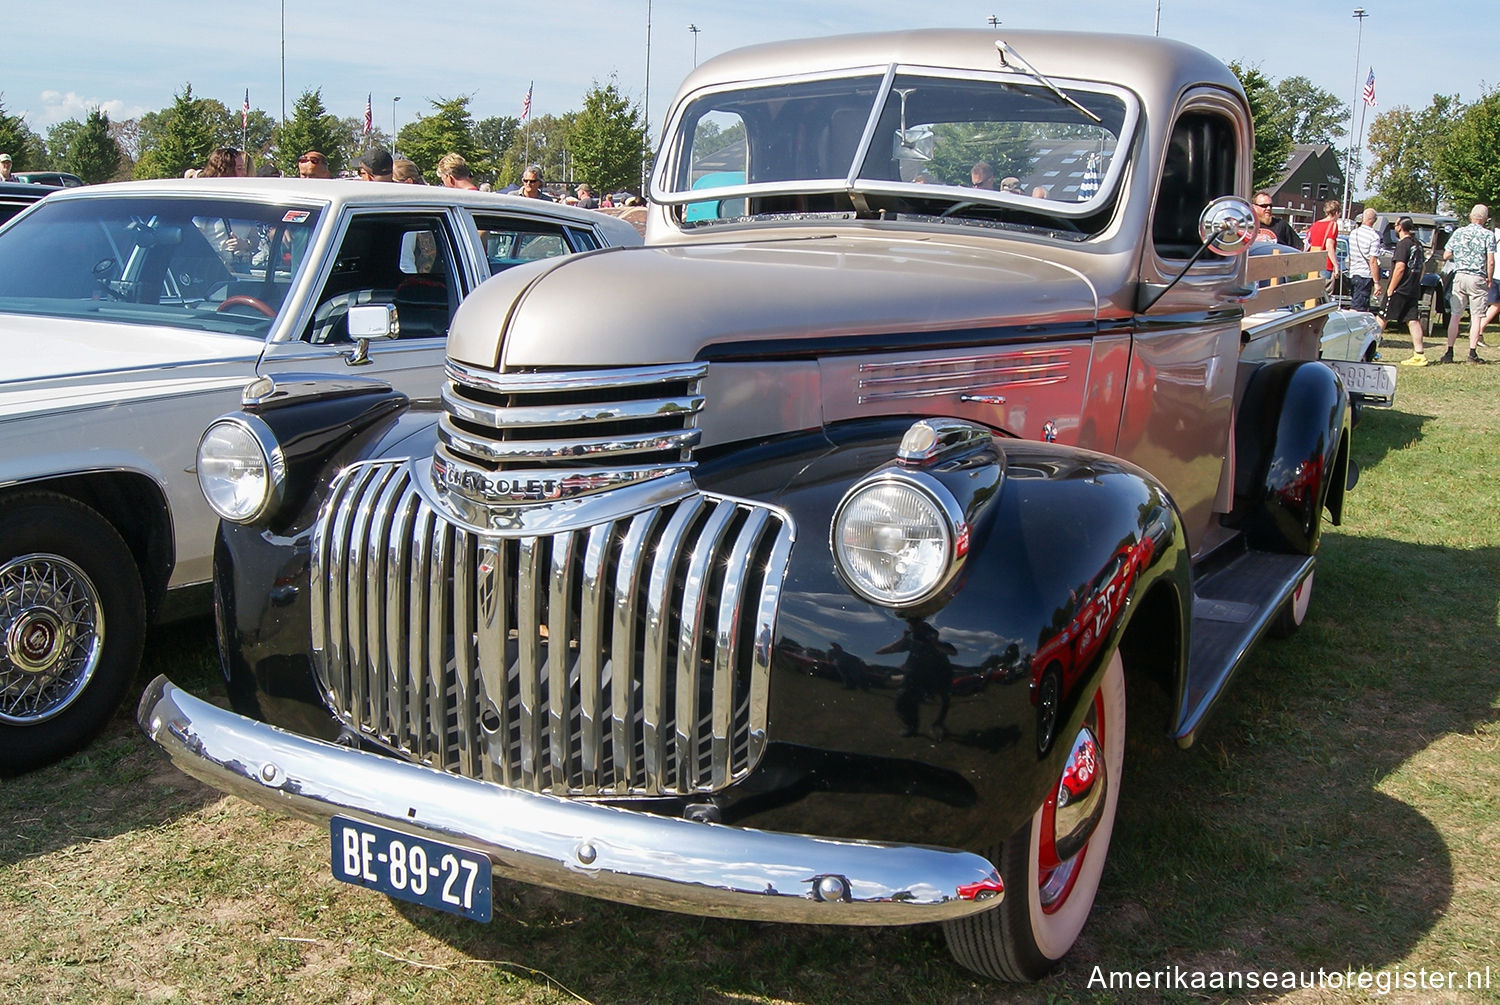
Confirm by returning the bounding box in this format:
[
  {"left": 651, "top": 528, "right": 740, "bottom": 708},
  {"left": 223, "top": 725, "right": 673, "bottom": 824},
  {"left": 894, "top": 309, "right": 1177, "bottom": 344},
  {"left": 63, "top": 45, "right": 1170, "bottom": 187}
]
[{"left": 1229, "top": 360, "right": 1350, "bottom": 554}]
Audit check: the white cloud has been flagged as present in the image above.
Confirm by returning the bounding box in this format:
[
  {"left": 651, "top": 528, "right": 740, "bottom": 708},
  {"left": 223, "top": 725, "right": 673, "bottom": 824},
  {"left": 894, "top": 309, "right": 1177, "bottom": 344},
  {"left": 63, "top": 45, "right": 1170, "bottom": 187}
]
[{"left": 35, "top": 91, "right": 147, "bottom": 129}]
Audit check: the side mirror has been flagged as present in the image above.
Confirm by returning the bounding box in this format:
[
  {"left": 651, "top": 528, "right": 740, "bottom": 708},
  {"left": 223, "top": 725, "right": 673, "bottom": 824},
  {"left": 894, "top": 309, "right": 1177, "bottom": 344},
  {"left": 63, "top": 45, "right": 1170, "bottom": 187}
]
[
  {"left": 344, "top": 304, "right": 399, "bottom": 366},
  {"left": 1199, "top": 196, "right": 1255, "bottom": 256}
]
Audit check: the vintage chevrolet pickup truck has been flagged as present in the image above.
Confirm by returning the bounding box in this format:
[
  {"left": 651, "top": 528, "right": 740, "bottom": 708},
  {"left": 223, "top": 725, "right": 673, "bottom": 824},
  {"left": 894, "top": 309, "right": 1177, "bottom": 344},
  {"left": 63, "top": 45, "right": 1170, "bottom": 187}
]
[{"left": 140, "top": 30, "right": 1360, "bottom": 980}]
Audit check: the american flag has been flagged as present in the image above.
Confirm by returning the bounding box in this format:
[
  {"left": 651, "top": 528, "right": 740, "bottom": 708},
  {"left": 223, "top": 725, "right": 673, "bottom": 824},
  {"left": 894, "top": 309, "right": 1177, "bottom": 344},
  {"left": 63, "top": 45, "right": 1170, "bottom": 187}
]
[
  {"left": 241, "top": 89, "right": 249, "bottom": 130},
  {"left": 363, "top": 93, "right": 373, "bottom": 135},
  {"left": 1362, "top": 69, "right": 1376, "bottom": 107},
  {"left": 521, "top": 82, "right": 533, "bottom": 122}
]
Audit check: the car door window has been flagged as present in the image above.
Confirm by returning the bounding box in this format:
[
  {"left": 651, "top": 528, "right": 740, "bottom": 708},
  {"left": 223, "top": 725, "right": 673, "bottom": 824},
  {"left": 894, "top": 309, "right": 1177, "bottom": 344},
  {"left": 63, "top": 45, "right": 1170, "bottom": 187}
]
[
  {"left": 305, "top": 213, "right": 462, "bottom": 344},
  {"left": 471, "top": 214, "right": 579, "bottom": 275},
  {"left": 1152, "top": 110, "right": 1238, "bottom": 261}
]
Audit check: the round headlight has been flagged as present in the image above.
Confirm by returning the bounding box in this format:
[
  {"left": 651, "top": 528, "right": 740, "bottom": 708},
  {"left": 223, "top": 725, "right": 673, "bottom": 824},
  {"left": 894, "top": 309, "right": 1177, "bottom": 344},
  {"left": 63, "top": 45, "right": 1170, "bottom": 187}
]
[
  {"left": 197, "top": 416, "right": 284, "bottom": 523},
  {"left": 832, "top": 475, "right": 958, "bottom": 606}
]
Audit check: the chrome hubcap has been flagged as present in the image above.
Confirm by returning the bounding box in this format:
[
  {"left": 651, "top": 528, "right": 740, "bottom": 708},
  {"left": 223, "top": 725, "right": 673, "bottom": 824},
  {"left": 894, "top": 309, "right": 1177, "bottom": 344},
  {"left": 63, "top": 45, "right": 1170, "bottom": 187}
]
[{"left": 1, "top": 554, "right": 104, "bottom": 724}]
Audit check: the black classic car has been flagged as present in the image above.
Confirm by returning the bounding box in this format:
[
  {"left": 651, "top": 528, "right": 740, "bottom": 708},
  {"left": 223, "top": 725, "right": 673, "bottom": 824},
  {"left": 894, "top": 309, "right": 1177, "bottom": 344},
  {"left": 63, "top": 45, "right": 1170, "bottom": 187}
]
[{"left": 140, "top": 30, "right": 1355, "bottom": 981}]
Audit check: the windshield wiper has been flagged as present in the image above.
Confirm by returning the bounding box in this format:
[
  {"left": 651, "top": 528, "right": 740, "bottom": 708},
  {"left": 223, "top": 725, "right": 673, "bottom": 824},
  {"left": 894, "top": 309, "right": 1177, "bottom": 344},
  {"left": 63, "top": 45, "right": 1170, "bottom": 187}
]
[{"left": 994, "top": 40, "right": 1102, "bottom": 124}]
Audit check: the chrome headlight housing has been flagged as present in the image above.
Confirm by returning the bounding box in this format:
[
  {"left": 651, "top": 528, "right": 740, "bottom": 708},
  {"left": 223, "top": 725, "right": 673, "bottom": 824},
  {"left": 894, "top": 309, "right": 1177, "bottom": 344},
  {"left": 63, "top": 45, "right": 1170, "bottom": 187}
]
[
  {"left": 197, "top": 414, "right": 286, "bottom": 524},
  {"left": 831, "top": 471, "right": 967, "bottom": 607}
]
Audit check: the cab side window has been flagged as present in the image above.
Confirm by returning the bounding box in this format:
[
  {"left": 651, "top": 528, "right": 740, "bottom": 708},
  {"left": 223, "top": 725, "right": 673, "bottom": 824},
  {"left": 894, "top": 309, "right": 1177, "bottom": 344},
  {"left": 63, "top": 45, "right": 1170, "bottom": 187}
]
[
  {"left": 1153, "top": 111, "right": 1237, "bottom": 260},
  {"left": 305, "top": 213, "right": 461, "bottom": 344}
]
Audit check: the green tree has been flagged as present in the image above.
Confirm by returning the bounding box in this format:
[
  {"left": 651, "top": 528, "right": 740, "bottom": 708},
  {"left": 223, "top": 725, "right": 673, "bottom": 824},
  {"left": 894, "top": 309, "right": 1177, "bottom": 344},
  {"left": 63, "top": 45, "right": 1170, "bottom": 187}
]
[
  {"left": 1271, "top": 76, "right": 1347, "bottom": 148},
  {"left": 65, "top": 108, "right": 122, "bottom": 184},
  {"left": 473, "top": 115, "right": 519, "bottom": 182},
  {"left": 568, "top": 77, "right": 646, "bottom": 196},
  {"left": 273, "top": 89, "right": 346, "bottom": 176},
  {"left": 1436, "top": 89, "right": 1500, "bottom": 212},
  {"left": 339, "top": 117, "right": 391, "bottom": 172},
  {"left": 498, "top": 112, "right": 573, "bottom": 189},
  {"left": 1229, "top": 62, "right": 1293, "bottom": 193},
  {"left": 0, "top": 96, "right": 42, "bottom": 171},
  {"left": 45, "top": 119, "right": 84, "bottom": 169},
  {"left": 135, "top": 84, "right": 219, "bottom": 178},
  {"left": 396, "top": 96, "right": 482, "bottom": 182},
  {"left": 1365, "top": 94, "right": 1460, "bottom": 212}
]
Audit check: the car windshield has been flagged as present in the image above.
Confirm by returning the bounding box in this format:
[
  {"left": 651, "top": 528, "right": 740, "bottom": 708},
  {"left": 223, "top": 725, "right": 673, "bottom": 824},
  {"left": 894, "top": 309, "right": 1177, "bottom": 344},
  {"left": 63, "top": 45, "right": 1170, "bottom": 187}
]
[
  {"left": 0, "top": 195, "right": 323, "bottom": 337},
  {"left": 660, "top": 68, "right": 1132, "bottom": 235}
]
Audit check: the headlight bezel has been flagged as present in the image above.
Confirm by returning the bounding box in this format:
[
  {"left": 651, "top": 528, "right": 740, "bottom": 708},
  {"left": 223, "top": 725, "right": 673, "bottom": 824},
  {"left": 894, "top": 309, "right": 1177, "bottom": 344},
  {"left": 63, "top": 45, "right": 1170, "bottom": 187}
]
[
  {"left": 830, "top": 468, "right": 969, "bottom": 608},
  {"left": 196, "top": 413, "right": 287, "bottom": 524}
]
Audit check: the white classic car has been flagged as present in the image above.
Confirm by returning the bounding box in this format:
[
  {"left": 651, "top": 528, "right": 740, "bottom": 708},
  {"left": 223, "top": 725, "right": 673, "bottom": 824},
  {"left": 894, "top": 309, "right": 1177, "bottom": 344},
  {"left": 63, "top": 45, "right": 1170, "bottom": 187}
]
[{"left": 0, "top": 177, "right": 642, "bottom": 772}]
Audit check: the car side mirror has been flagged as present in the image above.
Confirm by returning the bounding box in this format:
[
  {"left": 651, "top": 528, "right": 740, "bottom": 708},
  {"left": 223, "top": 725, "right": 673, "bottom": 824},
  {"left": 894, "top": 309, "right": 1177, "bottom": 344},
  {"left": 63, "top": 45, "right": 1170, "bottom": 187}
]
[
  {"left": 1137, "top": 195, "right": 1255, "bottom": 313},
  {"left": 344, "top": 304, "right": 400, "bottom": 366}
]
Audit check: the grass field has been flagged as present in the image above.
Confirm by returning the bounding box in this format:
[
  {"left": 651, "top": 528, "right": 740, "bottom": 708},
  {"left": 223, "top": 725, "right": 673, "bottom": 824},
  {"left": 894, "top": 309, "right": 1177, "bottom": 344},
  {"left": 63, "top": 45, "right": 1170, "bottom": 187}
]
[{"left": 2, "top": 325, "right": 1498, "bottom": 1004}]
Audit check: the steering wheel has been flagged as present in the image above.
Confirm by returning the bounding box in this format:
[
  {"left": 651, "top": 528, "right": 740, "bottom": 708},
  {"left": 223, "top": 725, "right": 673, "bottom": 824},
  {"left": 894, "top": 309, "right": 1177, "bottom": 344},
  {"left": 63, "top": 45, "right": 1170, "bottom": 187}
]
[{"left": 216, "top": 294, "right": 276, "bottom": 318}]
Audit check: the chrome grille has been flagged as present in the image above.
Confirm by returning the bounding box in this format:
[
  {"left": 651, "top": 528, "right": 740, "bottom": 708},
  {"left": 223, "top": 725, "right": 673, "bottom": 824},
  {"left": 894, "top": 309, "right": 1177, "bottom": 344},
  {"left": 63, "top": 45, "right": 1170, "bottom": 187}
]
[
  {"left": 309, "top": 460, "right": 792, "bottom": 796},
  {"left": 436, "top": 361, "right": 707, "bottom": 506}
]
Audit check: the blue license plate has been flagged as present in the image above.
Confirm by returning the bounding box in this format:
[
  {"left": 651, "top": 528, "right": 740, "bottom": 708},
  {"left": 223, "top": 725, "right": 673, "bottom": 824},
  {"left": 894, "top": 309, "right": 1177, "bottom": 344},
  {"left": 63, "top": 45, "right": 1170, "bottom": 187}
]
[{"left": 330, "top": 816, "right": 492, "bottom": 922}]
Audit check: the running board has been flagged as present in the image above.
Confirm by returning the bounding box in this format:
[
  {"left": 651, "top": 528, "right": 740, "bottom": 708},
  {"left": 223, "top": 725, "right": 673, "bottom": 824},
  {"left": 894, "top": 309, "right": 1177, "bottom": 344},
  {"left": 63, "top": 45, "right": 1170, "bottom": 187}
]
[{"left": 1174, "top": 550, "right": 1316, "bottom": 746}]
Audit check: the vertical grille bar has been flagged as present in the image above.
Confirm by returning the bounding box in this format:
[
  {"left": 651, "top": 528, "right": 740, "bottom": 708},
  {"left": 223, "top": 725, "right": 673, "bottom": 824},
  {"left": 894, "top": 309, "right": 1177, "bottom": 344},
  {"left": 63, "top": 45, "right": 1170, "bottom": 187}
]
[
  {"left": 425, "top": 512, "right": 451, "bottom": 768},
  {"left": 474, "top": 540, "right": 508, "bottom": 785},
  {"left": 407, "top": 504, "right": 433, "bottom": 762},
  {"left": 748, "top": 524, "right": 795, "bottom": 769},
  {"left": 610, "top": 509, "right": 660, "bottom": 792},
  {"left": 339, "top": 466, "right": 381, "bottom": 722},
  {"left": 451, "top": 527, "right": 478, "bottom": 779},
  {"left": 515, "top": 538, "right": 544, "bottom": 791},
  {"left": 367, "top": 468, "right": 405, "bottom": 739},
  {"left": 575, "top": 523, "right": 611, "bottom": 795},
  {"left": 711, "top": 507, "right": 771, "bottom": 787},
  {"left": 547, "top": 531, "right": 578, "bottom": 794},
  {"left": 643, "top": 497, "right": 704, "bottom": 790},
  {"left": 385, "top": 487, "right": 418, "bottom": 748},
  {"left": 674, "top": 501, "right": 737, "bottom": 792}
]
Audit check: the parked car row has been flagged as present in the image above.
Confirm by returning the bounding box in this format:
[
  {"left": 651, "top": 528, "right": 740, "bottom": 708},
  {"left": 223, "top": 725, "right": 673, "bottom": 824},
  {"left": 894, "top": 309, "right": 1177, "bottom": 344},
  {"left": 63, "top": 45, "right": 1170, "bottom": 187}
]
[{"left": 0, "top": 178, "right": 641, "bottom": 773}]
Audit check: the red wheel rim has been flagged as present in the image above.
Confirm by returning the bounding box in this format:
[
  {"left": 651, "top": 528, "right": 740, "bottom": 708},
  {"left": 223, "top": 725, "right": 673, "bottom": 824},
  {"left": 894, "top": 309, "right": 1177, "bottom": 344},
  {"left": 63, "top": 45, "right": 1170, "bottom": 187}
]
[{"left": 1035, "top": 685, "right": 1107, "bottom": 913}]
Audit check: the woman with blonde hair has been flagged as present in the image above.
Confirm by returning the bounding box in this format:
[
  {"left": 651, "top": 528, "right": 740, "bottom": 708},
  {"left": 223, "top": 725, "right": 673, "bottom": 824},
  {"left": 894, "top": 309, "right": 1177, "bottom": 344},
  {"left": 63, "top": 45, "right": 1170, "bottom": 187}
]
[{"left": 1306, "top": 198, "right": 1342, "bottom": 294}]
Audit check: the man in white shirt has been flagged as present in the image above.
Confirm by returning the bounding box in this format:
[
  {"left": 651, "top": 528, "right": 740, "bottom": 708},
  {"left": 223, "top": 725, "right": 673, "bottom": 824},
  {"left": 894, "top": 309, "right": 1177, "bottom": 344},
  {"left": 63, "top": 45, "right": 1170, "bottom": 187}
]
[{"left": 1347, "top": 208, "right": 1382, "bottom": 314}]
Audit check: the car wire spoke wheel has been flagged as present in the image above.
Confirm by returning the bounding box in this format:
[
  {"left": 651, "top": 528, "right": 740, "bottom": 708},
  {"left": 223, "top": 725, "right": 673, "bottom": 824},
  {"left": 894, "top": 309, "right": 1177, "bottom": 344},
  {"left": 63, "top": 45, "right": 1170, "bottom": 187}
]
[
  {"left": 944, "top": 650, "right": 1125, "bottom": 981},
  {"left": 0, "top": 553, "right": 105, "bottom": 723}
]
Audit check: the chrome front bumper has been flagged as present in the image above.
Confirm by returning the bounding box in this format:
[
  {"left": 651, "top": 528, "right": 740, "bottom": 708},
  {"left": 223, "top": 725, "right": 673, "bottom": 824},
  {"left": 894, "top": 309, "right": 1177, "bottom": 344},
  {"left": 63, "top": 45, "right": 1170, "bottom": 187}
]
[{"left": 138, "top": 675, "right": 1002, "bottom": 925}]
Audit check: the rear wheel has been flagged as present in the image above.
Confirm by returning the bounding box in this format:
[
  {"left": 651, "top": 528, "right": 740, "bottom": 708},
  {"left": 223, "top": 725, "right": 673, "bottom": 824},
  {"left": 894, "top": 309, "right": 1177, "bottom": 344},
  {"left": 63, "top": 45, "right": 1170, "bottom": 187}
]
[
  {"left": 0, "top": 494, "right": 145, "bottom": 774},
  {"left": 944, "top": 651, "right": 1125, "bottom": 981}
]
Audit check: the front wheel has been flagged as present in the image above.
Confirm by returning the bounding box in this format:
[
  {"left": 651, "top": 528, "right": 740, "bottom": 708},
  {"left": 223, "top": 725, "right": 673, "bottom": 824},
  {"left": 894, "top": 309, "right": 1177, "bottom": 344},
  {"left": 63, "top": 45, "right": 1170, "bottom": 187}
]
[
  {"left": 0, "top": 494, "right": 146, "bottom": 774},
  {"left": 1270, "top": 570, "right": 1314, "bottom": 638},
  {"left": 943, "top": 650, "right": 1125, "bottom": 981}
]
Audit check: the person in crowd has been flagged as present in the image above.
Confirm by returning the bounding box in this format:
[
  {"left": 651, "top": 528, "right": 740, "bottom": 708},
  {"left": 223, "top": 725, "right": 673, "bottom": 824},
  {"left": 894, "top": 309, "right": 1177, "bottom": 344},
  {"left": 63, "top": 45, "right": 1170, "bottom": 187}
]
[
  {"left": 1441, "top": 203, "right": 1494, "bottom": 364},
  {"left": 1251, "top": 190, "right": 1301, "bottom": 247},
  {"left": 1347, "top": 207, "right": 1382, "bottom": 313},
  {"left": 1031, "top": 185, "right": 1050, "bottom": 198},
  {"left": 256, "top": 164, "right": 281, "bottom": 177},
  {"left": 998, "top": 175, "right": 1023, "bottom": 194},
  {"left": 518, "top": 165, "right": 553, "bottom": 200},
  {"left": 1387, "top": 218, "right": 1431, "bottom": 366},
  {"left": 201, "top": 147, "right": 248, "bottom": 177},
  {"left": 357, "top": 148, "right": 394, "bottom": 182},
  {"left": 600, "top": 191, "right": 615, "bottom": 207},
  {"left": 0, "top": 153, "right": 14, "bottom": 182},
  {"left": 436, "top": 153, "right": 480, "bottom": 190},
  {"left": 575, "top": 183, "right": 598, "bottom": 208},
  {"left": 392, "top": 159, "right": 426, "bottom": 184},
  {"left": 969, "top": 161, "right": 995, "bottom": 189},
  {"left": 297, "top": 151, "right": 332, "bottom": 179},
  {"left": 1306, "top": 199, "right": 1342, "bottom": 294}
]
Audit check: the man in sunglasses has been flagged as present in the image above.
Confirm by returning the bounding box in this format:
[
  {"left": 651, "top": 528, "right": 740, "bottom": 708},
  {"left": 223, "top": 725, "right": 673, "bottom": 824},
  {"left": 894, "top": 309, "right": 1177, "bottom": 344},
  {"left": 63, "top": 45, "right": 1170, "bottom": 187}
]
[
  {"left": 1251, "top": 190, "right": 1300, "bottom": 248},
  {"left": 517, "top": 166, "right": 554, "bottom": 201},
  {"left": 358, "top": 149, "right": 394, "bottom": 182},
  {"left": 297, "top": 151, "right": 332, "bottom": 179}
]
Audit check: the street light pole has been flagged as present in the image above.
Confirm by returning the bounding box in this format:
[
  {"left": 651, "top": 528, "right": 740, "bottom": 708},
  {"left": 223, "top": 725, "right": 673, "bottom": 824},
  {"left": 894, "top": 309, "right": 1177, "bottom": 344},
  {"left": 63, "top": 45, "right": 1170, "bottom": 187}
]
[
  {"left": 280, "top": 0, "right": 286, "bottom": 125},
  {"left": 987, "top": 14, "right": 1000, "bottom": 28},
  {"left": 1341, "top": 7, "right": 1368, "bottom": 223},
  {"left": 392, "top": 96, "right": 401, "bottom": 158},
  {"left": 688, "top": 23, "right": 701, "bottom": 67},
  {"left": 641, "top": 0, "right": 652, "bottom": 194}
]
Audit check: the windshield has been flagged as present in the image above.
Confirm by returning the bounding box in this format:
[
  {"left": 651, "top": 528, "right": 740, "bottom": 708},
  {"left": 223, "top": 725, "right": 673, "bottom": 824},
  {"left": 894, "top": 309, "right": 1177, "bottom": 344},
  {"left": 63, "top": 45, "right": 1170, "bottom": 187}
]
[
  {"left": 0, "top": 195, "right": 323, "bottom": 337},
  {"left": 660, "top": 68, "right": 1132, "bottom": 234}
]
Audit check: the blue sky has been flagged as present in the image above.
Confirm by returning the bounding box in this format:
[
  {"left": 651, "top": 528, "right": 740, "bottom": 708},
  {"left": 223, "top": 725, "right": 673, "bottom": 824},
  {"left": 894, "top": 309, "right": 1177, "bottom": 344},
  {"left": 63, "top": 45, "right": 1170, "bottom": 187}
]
[{"left": 6, "top": 0, "right": 1495, "bottom": 189}]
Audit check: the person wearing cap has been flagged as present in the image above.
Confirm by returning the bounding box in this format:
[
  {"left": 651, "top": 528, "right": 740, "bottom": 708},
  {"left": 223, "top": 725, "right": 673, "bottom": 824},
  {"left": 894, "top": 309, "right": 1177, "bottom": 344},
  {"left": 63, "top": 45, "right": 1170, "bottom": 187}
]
[
  {"left": 297, "top": 151, "right": 331, "bottom": 179},
  {"left": 999, "top": 176, "right": 1023, "bottom": 194},
  {"left": 0, "top": 154, "right": 14, "bottom": 182},
  {"left": 358, "top": 148, "right": 394, "bottom": 182}
]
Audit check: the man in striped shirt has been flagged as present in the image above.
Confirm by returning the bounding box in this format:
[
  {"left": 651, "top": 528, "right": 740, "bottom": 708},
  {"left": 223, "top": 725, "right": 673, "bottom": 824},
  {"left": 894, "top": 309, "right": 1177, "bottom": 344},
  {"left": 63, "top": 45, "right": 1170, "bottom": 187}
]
[{"left": 1347, "top": 208, "right": 1382, "bottom": 313}]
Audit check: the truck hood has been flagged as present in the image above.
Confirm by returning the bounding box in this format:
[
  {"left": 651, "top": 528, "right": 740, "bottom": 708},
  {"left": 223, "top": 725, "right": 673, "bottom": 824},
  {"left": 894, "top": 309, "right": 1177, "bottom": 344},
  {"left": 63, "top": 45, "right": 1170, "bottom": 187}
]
[
  {"left": 0, "top": 313, "right": 262, "bottom": 412},
  {"left": 448, "top": 234, "right": 1100, "bottom": 369}
]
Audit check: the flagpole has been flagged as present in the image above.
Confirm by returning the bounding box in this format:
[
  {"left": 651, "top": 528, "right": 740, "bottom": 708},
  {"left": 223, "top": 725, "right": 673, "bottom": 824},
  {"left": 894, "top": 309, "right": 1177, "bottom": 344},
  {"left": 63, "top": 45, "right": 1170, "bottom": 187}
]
[{"left": 1341, "top": 8, "right": 1368, "bottom": 223}]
